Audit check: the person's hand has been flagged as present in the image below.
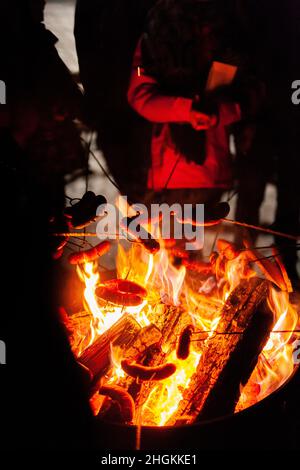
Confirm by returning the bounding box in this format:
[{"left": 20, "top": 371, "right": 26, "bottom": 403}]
[{"left": 189, "top": 109, "right": 218, "bottom": 131}]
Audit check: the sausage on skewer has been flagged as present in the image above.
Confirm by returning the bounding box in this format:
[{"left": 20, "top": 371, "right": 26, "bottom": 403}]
[{"left": 121, "top": 360, "right": 176, "bottom": 381}]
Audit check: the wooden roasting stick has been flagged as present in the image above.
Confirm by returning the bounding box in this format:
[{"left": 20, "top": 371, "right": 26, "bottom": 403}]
[{"left": 170, "top": 277, "right": 274, "bottom": 424}]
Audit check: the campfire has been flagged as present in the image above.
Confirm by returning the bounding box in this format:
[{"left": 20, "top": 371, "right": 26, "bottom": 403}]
[{"left": 60, "top": 212, "right": 299, "bottom": 428}]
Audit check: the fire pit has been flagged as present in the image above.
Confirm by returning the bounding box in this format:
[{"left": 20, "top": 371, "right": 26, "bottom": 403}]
[{"left": 60, "top": 227, "right": 299, "bottom": 446}]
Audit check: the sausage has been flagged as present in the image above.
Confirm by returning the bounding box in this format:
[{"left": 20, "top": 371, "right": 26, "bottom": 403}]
[
  {"left": 177, "top": 325, "right": 194, "bottom": 360},
  {"left": 52, "top": 236, "right": 67, "bottom": 260},
  {"left": 68, "top": 241, "right": 111, "bottom": 265},
  {"left": 52, "top": 247, "right": 65, "bottom": 260},
  {"left": 120, "top": 216, "right": 160, "bottom": 254},
  {"left": 169, "top": 248, "right": 189, "bottom": 260},
  {"left": 55, "top": 237, "right": 68, "bottom": 252},
  {"left": 216, "top": 239, "right": 240, "bottom": 260},
  {"left": 98, "top": 385, "right": 135, "bottom": 423},
  {"left": 95, "top": 279, "right": 147, "bottom": 307},
  {"left": 163, "top": 238, "right": 177, "bottom": 249},
  {"left": 182, "top": 259, "right": 212, "bottom": 274},
  {"left": 139, "top": 235, "right": 161, "bottom": 254},
  {"left": 99, "top": 279, "right": 147, "bottom": 297},
  {"left": 121, "top": 360, "right": 176, "bottom": 381},
  {"left": 209, "top": 251, "right": 219, "bottom": 267},
  {"left": 96, "top": 289, "right": 144, "bottom": 306},
  {"left": 175, "top": 202, "right": 230, "bottom": 227}
]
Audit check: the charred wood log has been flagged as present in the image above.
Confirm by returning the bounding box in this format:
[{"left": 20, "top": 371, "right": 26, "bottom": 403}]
[
  {"left": 173, "top": 277, "right": 274, "bottom": 424},
  {"left": 125, "top": 304, "right": 188, "bottom": 406},
  {"left": 115, "top": 325, "right": 163, "bottom": 396},
  {"left": 150, "top": 304, "right": 190, "bottom": 348},
  {"left": 79, "top": 315, "right": 141, "bottom": 377},
  {"left": 122, "top": 324, "right": 162, "bottom": 361}
]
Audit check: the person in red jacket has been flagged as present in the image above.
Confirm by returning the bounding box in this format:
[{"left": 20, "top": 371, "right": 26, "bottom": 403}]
[{"left": 127, "top": 0, "right": 242, "bottom": 206}]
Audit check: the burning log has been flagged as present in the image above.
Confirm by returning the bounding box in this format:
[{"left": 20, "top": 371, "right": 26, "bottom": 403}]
[
  {"left": 79, "top": 315, "right": 141, "bottom": 377},
  {"left": 79, "top": 316, "right": 162, "bottom": 382},
  {"left": 122, "top": 324, "right": 162, "bottom": 362},
  {"left": 173, "top": 277, "right": 274, "bottom": 424},
  {"left": 150, "top": 304, "right": 190, "bottom": 346},
  {"left": 163, "top": 308, "right": 192, "bottom": 348},
  {"left": 116, "top": 324, "right": 163, "bottom": 397},
  {"left": 124, "top": 305, "right": 190, "bottom": 405}
]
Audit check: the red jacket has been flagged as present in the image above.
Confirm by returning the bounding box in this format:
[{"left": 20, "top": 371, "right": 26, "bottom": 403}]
[{"left": 128, "top": 41, "right": 241, "bottom": 190}]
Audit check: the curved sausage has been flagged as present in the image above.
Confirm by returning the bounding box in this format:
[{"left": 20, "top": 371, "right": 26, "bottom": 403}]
[
  {"left": 68, "top": 241, "right": 111, "bottom": 265},
  {"left": 99, "top": 279, "right": 147, "bottom": 297},
  {"left": 175, "top": 202, "right": 230, "bottom": 227},
  {"left": 52, "top": 236, "right": 68, "bottom": 260},
  {"left": 96, "top": 279, "right": 147, "bottom": 306},
  {"left": 121, "top": 360, "right": 176, "bottom": 381},
  {"left": 96, "top": 289, "right": 144, "bottom": 307},
  {"left": 182, "top": 259, "right": 212, "bottom": 274},
  {"left": 163, "top": 238, "right": 177, "bottom": 249},
  {"left": 216, "top": 239, "right": 240, "bottom": 260},
  {"left": 140, "top": 236, "right": 161, "bottom": 254},
  {"left": 98, "top": 385, "right": 135, "bottom": 423},
  {"left": 169, "top": 248, "right": 189, "bottom": 260}
]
